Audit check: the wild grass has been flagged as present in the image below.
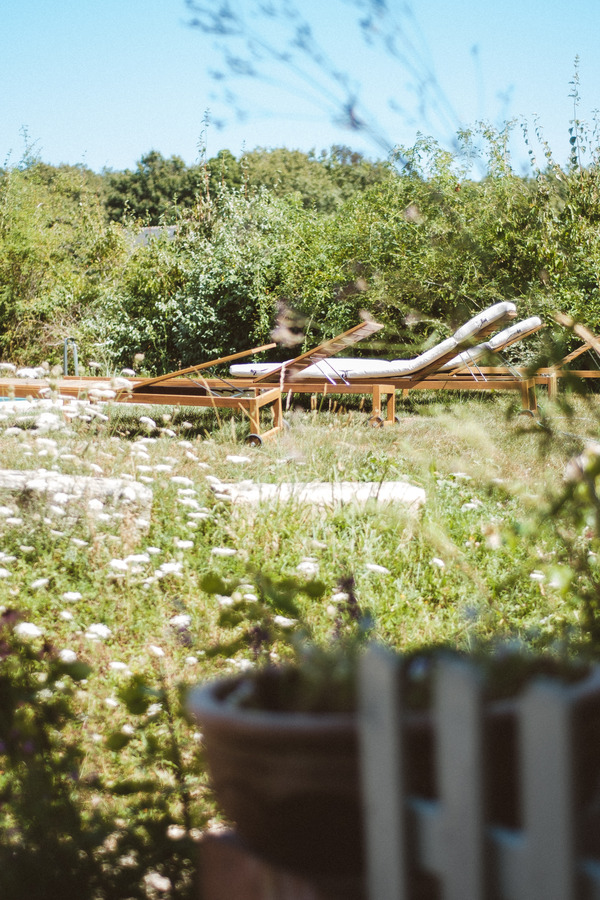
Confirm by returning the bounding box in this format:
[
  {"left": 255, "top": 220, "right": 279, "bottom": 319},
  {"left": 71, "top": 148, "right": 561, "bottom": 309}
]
[{"left": 0, "top": 390, "right": 597, "bottom": 897}]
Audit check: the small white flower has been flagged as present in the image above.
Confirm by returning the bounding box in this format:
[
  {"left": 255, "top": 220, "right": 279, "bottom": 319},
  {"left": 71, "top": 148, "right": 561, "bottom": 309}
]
[
  {"left": 331, "top": 591, "right": 350, "bottom": 603},
  {"left": 144, "top": 873, "right": 172, "bottom": 893},
  {"left": 365, "top": 563, "right": 391, "bottom": 574},
  {"left": 158, "top": 561, "right": 183, "bottom": 576},
  {"left": 147, "top": 702, "right": 162, "bottom": 716},
  {"left": 88, "top": 498, "right": 104, "bottom": 512},
  {"left": 171, "top": 475, "right": 193, "bottom": 486},
  {"left": 121, "top": 723, "right": 135, "bottom": 736},
  {"left": 71, "top": 538, "right": 88, "bottom": 548},
  {"left": 109, "top": 559, "right": 129, "bottom": 572},
  {"left": 86, "top": 623, "right": 112, "bottom": 640},
  {"left": 62, "top": 591, "right": 82, "bottom": 602},
  {"left": 217, "top": 595, "right": 234, "bottom": 606},
  {"left": 0, "top": 568, "right": 11, "bottom": 579},
  {"left": 225, "top": 455, "right": 251, "bottom": 464},
  {"left": 59, "top": 649, "right": 78, "bottom": 663},
  {"left": 211, "top": 547, "right": 237, "bottom": 557},
  {"left": 146, "top": 546, "right": 162, "bottom": 555},
  {"left": 167, "top": 824, "right": 186, "bottom": 841},
  {"left": 104, "top": 697, "right": 119, "bottom": 708},
  {"left": 139, "top": 416, "right": 156, "bottom": 429},
  {"left": 185, "top": 656, "right": 198, "bottom": 665},
  {"left": 296, "top": 559, "right": 319, "bottom": 577},
  {"left": 274, "top": 615, "right": 297, "bottom": 628},
  {"left": 530, "top": 571, "right": 545, "bottom": 582},
  {"left": 174, "top": 539, "right": 194, "bottom": 550},
  {"left": 109, "top": 661, "right": 128, "bottom": 671},
  {"left": 149, "top": 644, "right": 165, "bottom": 657},
  {"left": 430, "top": 558, "right": 446, "bottom": 569},
  {"left": 15, "top": 622, "right": 43, "bottom": 638},
  {"left": 60, "top": 610, "right": 74, "bottom": 620},
  {"left": 169, "top": 614, "right": 191, "bottom": 628},
  {"left": 31, "top": 578, "right": 49, "bottom": 590}
]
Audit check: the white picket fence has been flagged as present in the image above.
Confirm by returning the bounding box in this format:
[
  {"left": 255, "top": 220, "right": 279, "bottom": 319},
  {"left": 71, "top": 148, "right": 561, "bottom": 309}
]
[{"left": 358, "top": 647, "right": 600, "bottom": 900}]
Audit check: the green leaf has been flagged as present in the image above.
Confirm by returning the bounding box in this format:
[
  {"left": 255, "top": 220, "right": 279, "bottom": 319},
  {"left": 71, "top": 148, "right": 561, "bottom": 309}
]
[
  {"left": 106, "top": 731, "right": 133, "bottom": 751},
  {"left": 301, "top": 579, "right": 326, "bottom": 599},
  {"left": 118, "top": 674, "right": 162, "bottom": 715},
  {"left": 200, "top": 572, "right": 228, "bottom": 594}
]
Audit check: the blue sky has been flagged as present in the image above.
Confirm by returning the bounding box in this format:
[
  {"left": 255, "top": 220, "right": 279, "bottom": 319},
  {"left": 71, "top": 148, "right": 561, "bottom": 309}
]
[{"left": 1, "top": 0, "right": 598, "bottom": 172}]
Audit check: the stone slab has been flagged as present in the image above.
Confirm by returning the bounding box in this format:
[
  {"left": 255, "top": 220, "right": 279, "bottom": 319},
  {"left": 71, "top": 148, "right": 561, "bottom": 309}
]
[{"left": 210, "top": 480, "right": 425, "bottom": 511}]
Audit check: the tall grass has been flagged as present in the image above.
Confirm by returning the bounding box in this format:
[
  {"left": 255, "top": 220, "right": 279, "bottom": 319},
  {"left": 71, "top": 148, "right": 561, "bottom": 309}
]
[{"left": 0, "top": 392, "right": 595, "bottom": 897}]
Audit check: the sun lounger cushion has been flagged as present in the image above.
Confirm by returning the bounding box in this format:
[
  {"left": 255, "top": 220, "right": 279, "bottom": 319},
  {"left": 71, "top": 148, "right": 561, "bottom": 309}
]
[
  {"left": 230, "top": 301, "right": 518, "bottom": 379},
  {"left": 439, "top": 315, "right": 543, "bottom": 371}
]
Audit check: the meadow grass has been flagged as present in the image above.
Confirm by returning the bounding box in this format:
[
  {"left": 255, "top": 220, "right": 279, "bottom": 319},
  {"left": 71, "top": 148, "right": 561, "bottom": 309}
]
[{"left": 0, "top": 390, "right": 596, "bottom": 897}]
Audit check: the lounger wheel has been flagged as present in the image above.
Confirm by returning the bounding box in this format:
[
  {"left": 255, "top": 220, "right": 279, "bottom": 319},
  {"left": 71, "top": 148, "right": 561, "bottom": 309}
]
[
  {"left": 281, "top": 418, "right": 291, "bottom": 430},
  {"left": 394, "top": 415, "right": 401, "bottom": 424},
  {"left": 519, "top": 409, "right": 536, "bottom": 418},
  {"left": 368, "top": 415, "right": 385, "bottom": 428},
  {"left": 246, "top": 433, "right": 263, "bottom": 447}
]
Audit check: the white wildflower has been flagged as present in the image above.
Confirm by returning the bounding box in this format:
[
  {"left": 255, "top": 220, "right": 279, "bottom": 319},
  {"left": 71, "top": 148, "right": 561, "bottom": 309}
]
[
  {"left": 0, "top": 569, "right": 11, "bottom": 579},
  {"left": 296, "top": 558, "right": 319, "bottom": 577},
  {"left": 185, "top": 656, "right": 198, "bottom": 665},
  {"left": 174, "top": 538, "right": 194, "bottom": 550},
  {"left": 15, "top": 622, "right": 43, "bottom": 638},
  {"left": 167, "top": 824, "right": 186, "bottom": 841},
  {"left": 274, "top": 615, "right": 297, "bottom": 628},
  {"left": 211, "top": 547, "right": 237, "bottom": 557},
  {"left": 530, "top": 571, "right": 545, "bottom": 582},
  {"left": 109, "top": 661, "right": 129, "bottom": 671},
  {"left": 149, "top": 644, "right": 165, "bottom": 657},
  {"left": 430, "top": 558, "right": 446, "bottom": 569},
  {"left": 31, "top": 578, "right": 49, "bottom": 590},
  {"left": 86, "top": 623, "right": 112, "bottom": 640},
  {"left": 121, "top": 724, "right": 135, "bottom": 736},
  {"left": 171, "top": 475, "right": 193, "bottom": 486},
  {"left": 144, "top": 872, "right": 172, "bottom": 893},
  {"left": 104, "top": 697, "right": 119, "bottom": 708},
  {"left": 225, "top": 455, "right": 251, "bottom": 464},
  {"left": 59, "top": 649, "right": 78, "bottom": 663},
  {"left": 169, "top": 614, "right": 191, "bottom": 627},
  {"left": 365, "top": 563, "right": 391, "bottom": 574},
  {"left": 59, "top": 610, "right": 74, "bottom": 620}
]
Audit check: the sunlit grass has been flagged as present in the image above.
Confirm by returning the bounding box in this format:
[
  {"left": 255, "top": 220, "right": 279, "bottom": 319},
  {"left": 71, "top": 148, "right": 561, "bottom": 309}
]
[{"left": 0, "top": 390, "right": 597, "bottom": 896}]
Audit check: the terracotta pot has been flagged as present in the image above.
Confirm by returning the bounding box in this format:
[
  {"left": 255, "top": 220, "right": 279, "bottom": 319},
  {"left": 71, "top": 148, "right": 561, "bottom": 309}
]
[{"left": 188, "top": 675, "right": 362, "bottom": 877}]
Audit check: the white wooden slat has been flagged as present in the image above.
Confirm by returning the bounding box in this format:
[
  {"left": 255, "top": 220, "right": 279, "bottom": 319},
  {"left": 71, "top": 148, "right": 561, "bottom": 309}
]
[
  {"left": 436, "top": 659, "right": 487, "bottom": 900},
  {"left": 581, "top": 861, "right": 600, "bottom": 900},
  {"left": 407, "top": 797, "right": 443, "bottom": 874},
  {"left": 488, "top": 827, "right": 526, "bottom": 900},
  {"left": 359, "top": 646, "right": 408, "bottom": 900},
  {"left": 521, "top": 680, "right": 576, "bottom": 900}
]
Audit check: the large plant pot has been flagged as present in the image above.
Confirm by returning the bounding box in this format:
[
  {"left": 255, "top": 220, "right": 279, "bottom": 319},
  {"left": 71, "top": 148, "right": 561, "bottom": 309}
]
[
  {"left": 188, "top": 674, "right": 362, "bottom": 878},
  {"left": 189, "top": 663, "right": 600, "bottom": 882}
]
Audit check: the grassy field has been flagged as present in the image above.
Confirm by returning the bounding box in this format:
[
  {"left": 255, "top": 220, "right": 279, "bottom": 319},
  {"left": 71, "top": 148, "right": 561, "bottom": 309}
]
[{"left": 0, "top": 389, "right": 596, "bottom": 898}]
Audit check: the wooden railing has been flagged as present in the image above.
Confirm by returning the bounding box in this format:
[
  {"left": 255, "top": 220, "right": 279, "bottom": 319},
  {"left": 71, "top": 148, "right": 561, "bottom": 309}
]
[{"left": 359, "top": 647, "right": 600, "bottom": 900}]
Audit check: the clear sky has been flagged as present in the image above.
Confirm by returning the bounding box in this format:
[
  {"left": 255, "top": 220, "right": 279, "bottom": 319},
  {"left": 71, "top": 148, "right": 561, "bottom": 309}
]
[{"left": 1, "top": 0, "right": 598, "bottom": 173}]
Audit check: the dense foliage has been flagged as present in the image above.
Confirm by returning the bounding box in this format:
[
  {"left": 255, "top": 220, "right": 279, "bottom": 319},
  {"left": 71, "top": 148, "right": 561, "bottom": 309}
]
[{"left": 3, "top": 121, "right": 600, "bottom": 372}]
